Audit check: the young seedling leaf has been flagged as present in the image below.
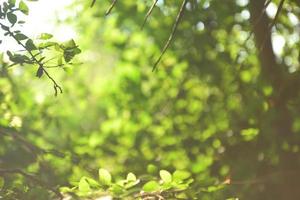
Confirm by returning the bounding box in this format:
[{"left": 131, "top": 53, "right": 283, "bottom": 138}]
[
  {"left": 160, "top": 170, "right": 172, "bottom": 183},
  {"left": 98, "top": 168, "right": 112, "bottom": 186}
]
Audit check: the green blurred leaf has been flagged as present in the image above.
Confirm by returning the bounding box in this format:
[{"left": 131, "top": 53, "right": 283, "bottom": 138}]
[
  {"left": 126, "top": 172, "right": 136, "bottom": 181},
  {"left": 36, "top": 66, "right": 43, "bottom": 78},
  {"left": 173, "top": 170, "right": 191, "bottom": 182},
  {"left": 39, "top": 33, "right": 53, "bottom": 40},
  {"left": 202, "top": 184, "right": 225, "bottom": 193},
  {"left": 142, "top": 181, "right": 160, "bottom": 192},
  {"left": 78, "top": 178, "right": 91, "bottom": 193},
  {"left": 7, "top": 12, "right": 17, "bottom": 25},
  {"left": 0, "top": 177, "right": 4, "bottom": 189},
  {"left": 8, "top": 0, "right": 16, "bottom": 6},
  {"left": 19, "top": 1, "right": 29, "bottom": 15},
  {"left": 62, "top": 39, "right": 77, "bottom": 49},
  {"left": 15, "top": 33, "right": 28, "bottom": 40},
  {"left": 147, "top": 164, "right": 158, "bottom": 174},
  {"left": 25, "top": 39, "right": 37, "bottom": 51},
  {"left": 99, "top": 168, "right": 112, "bottom": 186},
  {"left": 159, "top": 170, "right": 172, "bottom": 183}
]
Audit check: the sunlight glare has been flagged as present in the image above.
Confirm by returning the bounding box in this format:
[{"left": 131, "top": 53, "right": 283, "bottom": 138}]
[{"left": 0, "top": 0, "right": 77, "bottom": 51}]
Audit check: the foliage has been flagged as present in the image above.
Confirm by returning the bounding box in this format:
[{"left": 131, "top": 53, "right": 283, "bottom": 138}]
[
  {"left": 61, "top": 168, "right": 197, "bottom": 199},
  {"left": 0, "top": 0, "right": 80, "bottom": 95},
  {"left": 1, "top": 0, "right": 300, "bottom": 199}
]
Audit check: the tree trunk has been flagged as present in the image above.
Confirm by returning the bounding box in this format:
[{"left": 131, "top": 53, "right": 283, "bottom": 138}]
[{"left": 249, "top": 0, "right": 300, "bottom": 199}]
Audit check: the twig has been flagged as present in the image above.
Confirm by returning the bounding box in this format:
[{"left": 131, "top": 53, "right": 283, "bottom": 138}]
[
  {"left": 141, "top": 0, "right": 159, "bottom": 29},
  {"left": 105, "top": 0, "right": 117, "bottom": 16},
  {"left": 240, "top": 0, "right": 272, "bottom": 52},
  {"left": 259, "top": 0, "right": 285, "bottom": 52},
  {"left": 152, "top": 0, "right": 188, "bottom": 71},
  {"left": 90, "top": 0, "right": 96, "bottom": 7},
  {"left": 0, "top": 22, "right": 63, "bottom": 96}
]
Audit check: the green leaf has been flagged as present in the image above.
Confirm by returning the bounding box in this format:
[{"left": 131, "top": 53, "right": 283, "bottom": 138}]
[
  {"left": 85, "top": 177, "right": 100, "bottom": 188},
  {"left": 62, "top": 39, "right": 77, "bottom": 49},
  {"left": 98, "top": 168, "right": 112, "bottom": 186},
  {"left": 202, "top": 184, "right": 225, "bottom": 193},
  {"left": 15, "top": 33, "right": 28, "bottom": 41},
  {"left": 147, "top": 164, "right": 158, "bottom": 174},
  {"left": 8, "top": 0, "right": 16, "bottom": 6},
  {"left": 173, "top": 170, "right": 191, "bottom": 182},
  {"left": 63, "top": 47, "right": 81, "bottom": 63},
  {"left": 0, "top": 177, "right": 4, "bottom": 189},
  {"left": 7, "top": 12, "right": 17, "bottom": 25},
  {"left": 36, "top": 66, "right": 44, "bottom": 78},
  {"left": 125, "top": 179, "right": 140, "bottom": 189},
  {"left": 110, "top": 184, "right": 124, "bottom": 195},
  {"left": 19, "top": 1, "right": 29, "bottom": 15},
  {"left": 39, "top": 33, "right": 53, "bottom": 40},
  {"left": 174, "top": 183, "right": 189, "bottom": 190},
  {"left": 7, "top": 53, "right": 31, "bottom": 64},
  {"left": 125, "top": 173, "right": 140, "bottom": 189},
  {"left": 60, "top": 186, "right": 76, "bottom": 193},
  {"left": 1, "top": 24, "right": 9, "bottom": 31},
  {"left": 159, "top": 170, "right": 172, "bottom": 183},
  {"left": 6, "top": 51, "right": 13, "bottom": 58},
  {"left": 143, "top": 181, "right": 160, "bottom": 192},
  {"left": 38, "top": 41, "right": 57, "bottom": 49},
  {"left": 126, "top": 172, "right": 136, "bottom": 182},
  {"left": 78, "top": 177, "right": 90, "bottom": 193},
  {"left": 25, "top": 39, "right": 37, "bottom": 51}
]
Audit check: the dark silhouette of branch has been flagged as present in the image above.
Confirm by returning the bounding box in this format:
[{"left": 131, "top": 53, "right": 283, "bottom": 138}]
[
  {"left": 238, "top": 0, "right": 272, "bottom": 53},
  {"left": 105, "top": 0, "right": 117, "bottom": 16},
  {"left": 259, "top": 0, "right": 286, "bottom": 52},
  {"left": 141, "top": 0, "right": 159, "bottom": 29},
  {"left": 90, "top": 0, "right": 96, "bottom": 7},
  {"left": 152, "top": 0, "right": 188, "bottom": 71}
]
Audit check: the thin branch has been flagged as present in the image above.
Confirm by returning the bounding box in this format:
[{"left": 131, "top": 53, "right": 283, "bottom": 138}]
[
  {"left": 259, "top": 0, "right": 285, "bottom": 51},
  {"left": 0, "top": 22, "right": 63, "bottom": 96},
  {"left": 90, "top": 0, "right": 96, "bottom": 7},
  {"left": 268, "top": 0, "right": 285, "bottom": 30},
  {"left": 240, "top": 0, "right": 272, "bottom": 50},
  {"left": 152, "top": 0, "right": 188, "bottom": 71},
  {"left": 105, "top": 0, "right": 117, "bottom": 16},
  {"left": 141, "top": 0, "right": 159, "bottom": 29}
]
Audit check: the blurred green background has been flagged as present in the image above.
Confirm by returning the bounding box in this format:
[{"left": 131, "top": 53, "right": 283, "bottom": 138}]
[{"left": 1, "top": 0, "right": 300, "bottom": 199}]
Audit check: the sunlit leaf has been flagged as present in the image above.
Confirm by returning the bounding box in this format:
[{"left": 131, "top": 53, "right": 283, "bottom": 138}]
[
  {"left": 142, "top": 181, "right": 160, "bottom": 192},
  {"left": 78, "top": 178, "right": 91, "bottom": 193},
  {"left": 19, "top": 1, "right": 29, "bottom": 15},
  {"left": 173, "top": 170, "right": 191, "bottom": 182},
  {"left": 99, "top": 168, "right": 112, "bottom": 186},
  {"left": 159, "top": 170, "right": 172, "bottom": 183}
]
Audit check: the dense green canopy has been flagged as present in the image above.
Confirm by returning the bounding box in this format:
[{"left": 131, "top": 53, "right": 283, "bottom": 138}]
[{"left": 1, "top": 0, "right": 300, "bottom": 199}]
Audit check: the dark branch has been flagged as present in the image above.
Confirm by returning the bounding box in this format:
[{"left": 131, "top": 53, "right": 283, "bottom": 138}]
[
  {"left": 90, "top": 0, "right": 96, "bottom": 7},
  {"left": 105, "top": 0, "right": 117, "bottom": 16},
  {"left": 141, "top": 0, "right": 159, "bottom": 29},
  {"left": 0, "top": 22, "right": 63, "bottom": 96},
  {"left": 259, "top": 0, "right": 286, "bottom": 52},
  {"left": 152, "top": 0, "right": 188, "bottom": 71}
]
